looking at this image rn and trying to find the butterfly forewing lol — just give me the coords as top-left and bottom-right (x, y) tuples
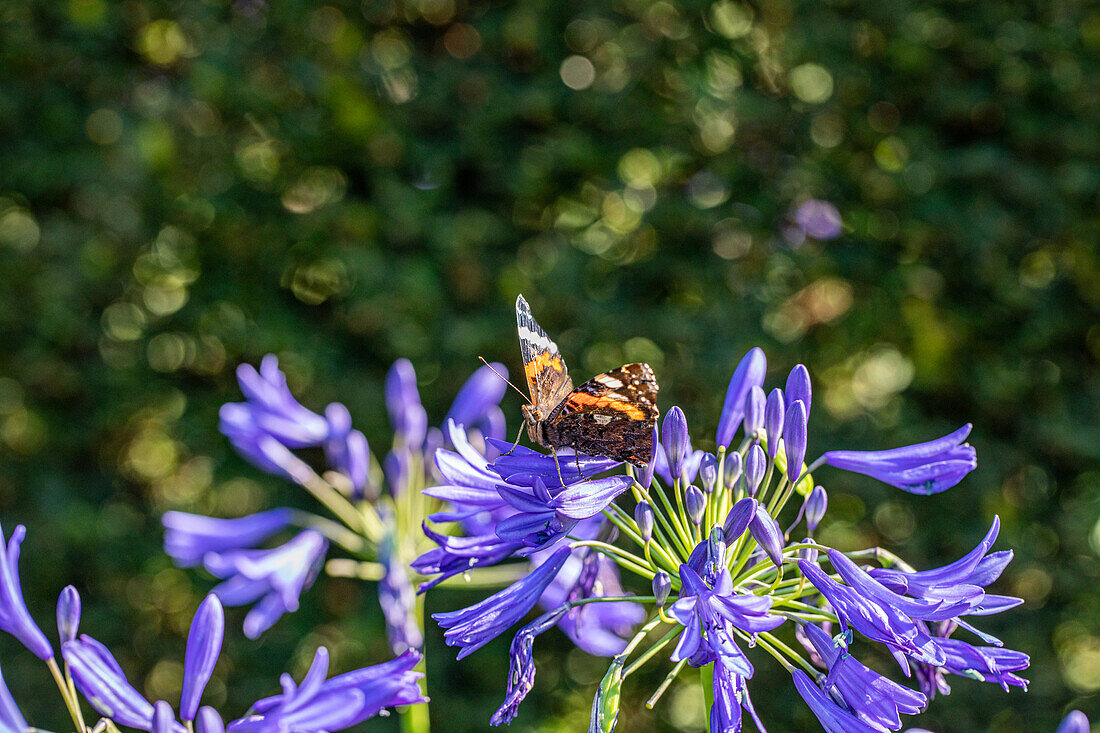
(515, 295), (573, 410)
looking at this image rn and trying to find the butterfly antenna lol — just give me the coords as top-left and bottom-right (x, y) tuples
(478, 356), (531, 403)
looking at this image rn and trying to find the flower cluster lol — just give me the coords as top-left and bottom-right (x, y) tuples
(419, 346), (1026, 731)
(163, 354), (508, 650)
(0, 523), (425, 733)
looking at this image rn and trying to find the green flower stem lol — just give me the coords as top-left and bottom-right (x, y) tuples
(623, 625), (680, 678)
(758, 631), (817, 675)
(740, 632), (796, 675)
(291, 510), (368, 555)
(399, 594), (430, 733)
(602, 504), (678, 572)
(47, 657), (87, 733)
(571, 540), (659, 582)
(325, 558), (385, 580)
(645, 659), (687, 709)
(644, 481), (694, 559)
(700, 663), (714, 721)
(433, 564), (532, 588)
(846, 546), (917, 572)
(301, 474), (377, 540)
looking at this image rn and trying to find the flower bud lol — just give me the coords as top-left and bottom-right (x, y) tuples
(723, 452), (742, 492)
(745, 444), (766, 495)
(743, 386), (766, 438)
(750, 504), (785, 568)
(634, 502), (654, 543)
(764, 388), (785, 460)
(699, 453), (718, 493)
(707, 526), (726, 570)
(785, 364), (812, 420)
(590, 660), (624, 733)
(784, 400), (808, 485)
(805, 486), (827, 532)
(722, 497), (757, 543)
(196, 708), (225, 733)
(57, 585), (81, 645)
(653, 571), (672, 608)
(662, 407), (690, 481)
(716, 347), (767, 448)
(797, 538), (819, 564)
(685, 485), (706, 525)
(152, 701), (176, 733)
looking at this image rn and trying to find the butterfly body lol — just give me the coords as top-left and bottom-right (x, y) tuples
(515, 295), (659, 467)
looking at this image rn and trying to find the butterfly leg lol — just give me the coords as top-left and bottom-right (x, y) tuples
(499, 422), (525, 457)
(573, 452), (589, 481)
(551, 450), (569, 488)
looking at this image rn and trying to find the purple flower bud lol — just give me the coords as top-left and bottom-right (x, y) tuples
(722, 498), (756, 544)
(639, 424), (658, 490)
(764, 389), (785, 460)
(685, 486), (706, 526)
(181, 595), (224, 721)
(822, 424), (977, 495)
(805, 486), (827, 532)
(743, 386), (766, 439)
(716, 348), (767, 448)
(785, 364), (812, 420)
(0, 524), (53, 660)
(784, 400), (808, 485)
(723, 452), (742, 491)
(750, 505), (785, 568)
(57, 585), (81, 645)
(1057, 711), (1090, 733)
(653, 572), (671, 608)
(634, 502), (654, 543)
(152, 700), (176, 733)
(445, 362), (509, 432)
(698, 453), (718, 493)
(662, 407), (690, 481)
(323, 404), (371, 497)
(385, 359), (428, 450)
(196, 707), (225, 733)
(797, 537), (819, 564)
(745, 444), (766, 495)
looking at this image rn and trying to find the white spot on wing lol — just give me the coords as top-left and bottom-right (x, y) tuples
(517, 325), (557, 353)
(596, 376), (623, 388)
(594, 414), (612, 425)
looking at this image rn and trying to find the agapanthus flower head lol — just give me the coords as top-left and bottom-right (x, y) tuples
(0, 523), (53, 660)
(716, 347), (767, 448)
(204, 530), (328, 639)
(821, 424), (977, 495)
(227, 648), (426, 733)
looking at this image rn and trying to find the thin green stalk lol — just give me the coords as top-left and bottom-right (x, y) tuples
(48, 657), (86, 733)
(623, 626), (680, 677)
(291, 511), (368, 554)
(646, 659), (687, 709)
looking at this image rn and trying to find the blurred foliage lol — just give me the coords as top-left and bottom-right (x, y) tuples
(0, 0), (1098, 730)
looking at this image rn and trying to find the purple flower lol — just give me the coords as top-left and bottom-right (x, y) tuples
(786, 364), (813, 419)
(197, 707), (225, 733)
(385, 358), (429, 450)
(434, 547), (571, 659)
(685, 485), (707, 525)
(162, 509), (293, 568)
(653, 572), (671, 608)
(153, 701), (178, 733)
(215, 427), (316, 486)
(764, 388), (785, 460)
(1057, 711), (1090, 733)
(64, 635), (184, 732)
(413, 526), (524, 593)
(801, 622), (927, 730)
(487, 438), (622, 488)
(699, 452), (719, 493)
(670, 565), (784, 674)
(223, 355), (329, 448)
(743, 385), (766, 440)
(793, 669), (881, 733)
(445, 362), (509, 436)
(716, 348), (767, 448)
(490, 605), (570, 726)
(662, 407), (690, 480)
(379, 528), (423, 654)
(0, 660), (27, 733)
(785, 400), (808, 484)
(805, 486), (828, 532)
(181, 595), (224, 721)
(635, 502), (654, 542)
(494, 474), (633, 552)
(745, 444), (766, 495)
(793, 199), (843, 240)
(929, 637), (1029, 692)
(828, 550), (979, 623)
(227, 648), (426, 733)
(798, 560), (945, 668)
(722, 497), (757, 544)
(709, 656), (742, 733)
(57, 585), (81, 645)
(821, 424), (977, 495)
(204, 530), (328, 639)
(723, 452), (742, 491)
(0, 524), (53, 660)
(749, 503), (785, 568)
(322, 403), (371, 497)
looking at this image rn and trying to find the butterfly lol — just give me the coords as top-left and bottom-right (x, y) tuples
(515, 294), (659, 468)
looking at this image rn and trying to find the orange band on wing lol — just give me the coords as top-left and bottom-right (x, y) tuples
(524, 353), (562, 380)
(566, 393), (646, 420)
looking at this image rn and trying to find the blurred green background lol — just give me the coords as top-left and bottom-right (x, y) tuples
(1, 0), (1097, 730)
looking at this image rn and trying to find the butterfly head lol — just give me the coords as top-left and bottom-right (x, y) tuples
(521, 403), (547, 446)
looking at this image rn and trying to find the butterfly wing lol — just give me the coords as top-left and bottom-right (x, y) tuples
(548, 363), (660, 467)
(516, 294), (574, 411)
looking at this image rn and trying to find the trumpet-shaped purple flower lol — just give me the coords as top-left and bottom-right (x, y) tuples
(445, 362), (509, 435)
(793, 669), (881, 733)
(0, 524), (52, 660)
(717, 347), (767, 448)
(799, 560), (945, 668)
(162, 509), (293, 568)
(386, 358), (429, 450)
(709, 656), (767, 733)
(434, 547), (570, 659)
(224, 355), (330, 448)
(204, 530), (328, 639)
(929, 637), (1029, 692)
(494, 474), (633, 551)
(57, 584), (81, 645)
(828, 550), (979, 623)
(821, 424), (977, 495)
(413, 526), (524, 592)
(670, 565), (784, 675)
(227, 648), (426, 733)
(487, 438), (622, 488)
(0, 660), (27, 733)
(181, 595), (224, 721)
(490, 605), (570, 726)
(64, 635), (185, 732)
(802, 623), (927, 730)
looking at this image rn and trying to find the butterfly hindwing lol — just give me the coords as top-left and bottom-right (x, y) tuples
(547, 363), (659, 467)
(515, 295), (573, 411)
